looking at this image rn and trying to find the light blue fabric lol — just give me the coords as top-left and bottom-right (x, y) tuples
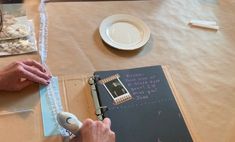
(40, 77), (60, 136)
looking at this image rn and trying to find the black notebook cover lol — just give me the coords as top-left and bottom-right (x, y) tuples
(94, 65), (193, 142)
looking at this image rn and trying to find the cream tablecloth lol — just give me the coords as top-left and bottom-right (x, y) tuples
(0, 0), (235, 142)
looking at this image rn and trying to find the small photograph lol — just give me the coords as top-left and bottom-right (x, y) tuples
(101, 74), (133, 105)
(104, 78), (128, 99)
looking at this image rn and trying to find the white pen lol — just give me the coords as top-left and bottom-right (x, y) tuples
(191, 22), (219, 30)
(189, 20), (217, 26)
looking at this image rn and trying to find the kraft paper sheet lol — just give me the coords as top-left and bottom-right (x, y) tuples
(0, 0), (235, 142)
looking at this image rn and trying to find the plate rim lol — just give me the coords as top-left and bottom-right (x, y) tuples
(99, 14), (151, 50)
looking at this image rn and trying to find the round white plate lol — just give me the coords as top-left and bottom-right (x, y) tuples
(99, 14), (150, 50)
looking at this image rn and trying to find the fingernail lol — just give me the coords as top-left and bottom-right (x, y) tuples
(46, 75), (51, 79)
(46, 81), (50, 85)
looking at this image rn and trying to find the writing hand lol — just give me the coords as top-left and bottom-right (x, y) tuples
(70, 118), (115, 142)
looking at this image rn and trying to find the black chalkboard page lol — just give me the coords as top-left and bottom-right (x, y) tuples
(94, 65), (193, 142)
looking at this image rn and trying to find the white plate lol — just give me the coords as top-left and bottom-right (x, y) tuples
(99, 14), (150, 50)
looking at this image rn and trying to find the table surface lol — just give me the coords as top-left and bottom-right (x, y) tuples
(0, 0), (235, 142)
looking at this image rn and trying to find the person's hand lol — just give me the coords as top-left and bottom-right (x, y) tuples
(70, 118), (115, 142)
(0, 60), (51, 91)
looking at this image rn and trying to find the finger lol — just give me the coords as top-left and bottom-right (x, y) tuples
(22, 64), (50, 80)
(22, 60), (46, 72)
(43, 65), (52, 77)
(19, 68), (49, 85)
(83, 119), (94, 127)
(103, 118), (111, 128)
(96, 121), (104, 128)
(16, 80), (33, 91)
(110, 131), (116, 141)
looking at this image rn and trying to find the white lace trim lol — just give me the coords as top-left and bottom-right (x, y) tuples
(39, 0), (48, 64)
